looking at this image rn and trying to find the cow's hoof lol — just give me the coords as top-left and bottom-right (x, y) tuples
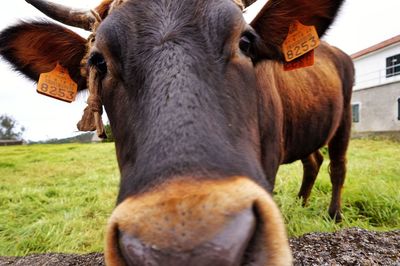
(328, 209), (342, 223)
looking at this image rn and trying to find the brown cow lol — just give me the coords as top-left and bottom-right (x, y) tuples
(0, 0), (353, 265)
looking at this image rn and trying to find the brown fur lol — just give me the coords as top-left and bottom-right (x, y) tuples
(256, 42), (354, 220)
(0, 22), (87, 90)
(95, 0), (114, 19)
(252, 0), (345, 60)
(298, 150), (324, 203)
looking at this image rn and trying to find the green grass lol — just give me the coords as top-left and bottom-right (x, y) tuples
(275, 139), (400, 236)
(0, 139), (399, 256)
(0, 143), (119, 256)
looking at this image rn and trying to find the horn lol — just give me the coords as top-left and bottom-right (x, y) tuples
(25, 0), (96, 31)
(242, 0), (270, 25)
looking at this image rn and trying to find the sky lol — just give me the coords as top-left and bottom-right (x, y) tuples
(1, 0), (400, 141)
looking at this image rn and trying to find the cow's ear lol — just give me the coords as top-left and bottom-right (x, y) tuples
(0, 21), (87, 90)
(249, 0), (345, 60)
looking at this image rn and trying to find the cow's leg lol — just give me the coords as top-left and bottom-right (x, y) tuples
(327, 110), (352, 222)
(298, 150), (324, 205)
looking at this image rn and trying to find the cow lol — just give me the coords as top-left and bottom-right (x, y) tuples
(0, 0), (353, 265)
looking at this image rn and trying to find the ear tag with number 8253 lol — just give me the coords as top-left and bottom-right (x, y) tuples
(37, 63), (78, 103)
(282, 20), (320, 62)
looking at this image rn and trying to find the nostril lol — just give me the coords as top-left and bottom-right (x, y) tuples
(119, 231), (154, 266)
(208, 208), (256, 265)
(118, 209), (256, 266)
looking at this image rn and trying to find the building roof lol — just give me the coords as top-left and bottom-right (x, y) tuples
(351, 34), (400, 59)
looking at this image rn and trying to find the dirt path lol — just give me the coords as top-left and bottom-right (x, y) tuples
(1, 228), (399, 266)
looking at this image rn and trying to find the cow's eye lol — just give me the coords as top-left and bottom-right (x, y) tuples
(239, 35), (251, 55)
(239, 31), (255, 57)
(88, 52), (107, 75)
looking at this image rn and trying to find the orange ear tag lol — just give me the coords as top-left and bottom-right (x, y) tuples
(284, 50), (314, 71)
(37, 63), (78, 103)
(282, 20), (320, 63)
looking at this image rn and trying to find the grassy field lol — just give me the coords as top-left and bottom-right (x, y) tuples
(0, 139), (399, 256)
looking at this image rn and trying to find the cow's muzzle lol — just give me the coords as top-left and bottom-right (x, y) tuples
(105, 177), (292, 266)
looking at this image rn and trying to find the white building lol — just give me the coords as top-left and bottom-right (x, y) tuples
(351, 35), (400, 133)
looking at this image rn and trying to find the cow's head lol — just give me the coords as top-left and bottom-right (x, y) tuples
(0, 0), (344, 265)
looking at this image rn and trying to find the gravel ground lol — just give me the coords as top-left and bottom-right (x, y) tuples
(1, 228), (399, 266)
(290, 228), (400, 266)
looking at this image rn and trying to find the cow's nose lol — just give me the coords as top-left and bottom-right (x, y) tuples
(118, 208), (255, 266)
(105, 177), (292, 266)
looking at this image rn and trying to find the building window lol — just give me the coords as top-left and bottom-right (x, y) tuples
(398, 98), (400, 121)
(352, 103), (360, 123)
(386, 54), (400, 78)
